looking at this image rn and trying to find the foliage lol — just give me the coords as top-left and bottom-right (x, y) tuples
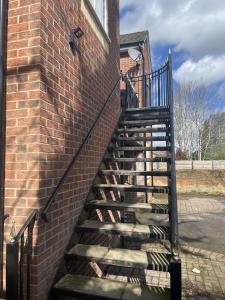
(174, 81), (214, 160)
(205, 143), (225, 160)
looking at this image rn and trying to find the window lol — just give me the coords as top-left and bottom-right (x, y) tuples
(89, 0), (108, 34)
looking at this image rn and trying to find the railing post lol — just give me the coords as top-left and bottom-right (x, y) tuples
(6, 241), (19, 300)
(170, 256), (182, 300)
(168, 50), (179, 251)
(157, 69), (160, 106)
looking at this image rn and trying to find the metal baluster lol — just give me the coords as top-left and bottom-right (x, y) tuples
(6, 241), (19, 300)
(154, 74), (156, 107)
(20, 234), (24, 300)
(167, 63), (169, 107)
(163, 68), (165, 106)
(158, 70), (160, 106)
(27, 222), (34, 300)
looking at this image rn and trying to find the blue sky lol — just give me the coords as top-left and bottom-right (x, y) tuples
(120, 0), (225, 111)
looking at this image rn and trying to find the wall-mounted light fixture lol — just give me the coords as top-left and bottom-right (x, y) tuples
(69, 27), (84, 48)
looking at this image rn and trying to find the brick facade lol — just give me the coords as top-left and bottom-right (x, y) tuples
(4, 0), (120, 299)
(120, 35), (151, 107)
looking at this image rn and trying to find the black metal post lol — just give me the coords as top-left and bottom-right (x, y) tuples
(6, 241), (19, 300)
(168, 50), (179, 250)
(170, 256), (182, 300)
(0, 0), (8, 295)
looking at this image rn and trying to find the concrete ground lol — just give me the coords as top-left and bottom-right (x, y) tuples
(178, 196), (225, 254)
(133, 195), (225, 299)
(178, 195), (225, 299)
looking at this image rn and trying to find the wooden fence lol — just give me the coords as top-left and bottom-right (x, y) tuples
(154, 160), (225, 170)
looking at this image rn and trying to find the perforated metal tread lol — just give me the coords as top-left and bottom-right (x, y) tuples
(108, 146), (170, 151)
(66, 244), (171, 272)
(120, 119), (169, 127)
(114, 136), (169, 142)
(122, 112), (169, 121)
(94, 184), (169, 193)
(125, 106), (169, 114)
(85, 200), (169, 214)
(117, 127), (169, 133)
(77, 220), (170, 240)
(99, 170), (169, 177)
(104, 157), (170, 163)
(53, 274), (170, 299)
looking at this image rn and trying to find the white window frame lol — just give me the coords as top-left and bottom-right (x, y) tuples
(89, 0), (108, 35)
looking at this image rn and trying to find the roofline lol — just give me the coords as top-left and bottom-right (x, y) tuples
(120, 41), (145, 50)
(120, 30), (149, 48)
(120, 31), (149, 48)
(120, 34), (152, 73)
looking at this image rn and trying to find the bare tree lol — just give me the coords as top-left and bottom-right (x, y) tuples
(174, 82), (214, 160)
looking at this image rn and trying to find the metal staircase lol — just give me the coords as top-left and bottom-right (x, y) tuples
(50, 54), (181, 300)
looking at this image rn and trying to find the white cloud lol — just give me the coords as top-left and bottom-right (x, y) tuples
(173, 55), (225, 85)
(217, 82), (225, 99)
(120, 0), (225, 58)
(121, 0), (225, 87)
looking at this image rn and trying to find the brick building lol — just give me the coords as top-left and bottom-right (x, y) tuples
(0, 1), (181, 300)
(2, 0), (120, 299)
(120, 31), (152, 107)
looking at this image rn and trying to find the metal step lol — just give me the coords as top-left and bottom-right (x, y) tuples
(117, 127), (169, 133)
(120, 120), (169, 127)
(125, 106), (169, 114)
(123, 112), (169, 121)
(66, 244), (171, 271)
(94, 184), (169, 193)
(114, 136), (169, 142)
(99, 170), (169, 176)
(109, 146), (170, 152)
(52, 274), (170, 299)
(86, 200), (169, 214)
(104, 157), (170, 163)
(77, 220), (170, 240)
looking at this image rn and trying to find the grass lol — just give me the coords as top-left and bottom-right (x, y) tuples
(177, 188), (225, 196)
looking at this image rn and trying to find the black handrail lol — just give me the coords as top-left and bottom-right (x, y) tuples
(41, 76), (121, 222)
(6, 209), (38, 300)
(12, 210), (37, 242)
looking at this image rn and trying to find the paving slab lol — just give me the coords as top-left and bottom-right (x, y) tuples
(117, 195), (225, 299)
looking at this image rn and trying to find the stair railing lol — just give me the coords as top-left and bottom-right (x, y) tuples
(41, 76), (121, 222)
(6, 210), (38, 300)
(123, 52), (181, 300)
(124, 61), (170, 108)
(123, 53), (179, 251)
(124, 53), (181, 299)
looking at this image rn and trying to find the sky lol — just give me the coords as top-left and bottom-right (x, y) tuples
(120, 0), (225, 111)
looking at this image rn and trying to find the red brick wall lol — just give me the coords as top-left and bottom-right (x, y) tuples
(120, 52), (140, 77)
(5, 0), (120, 299)
(120, 40), (151, 107)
